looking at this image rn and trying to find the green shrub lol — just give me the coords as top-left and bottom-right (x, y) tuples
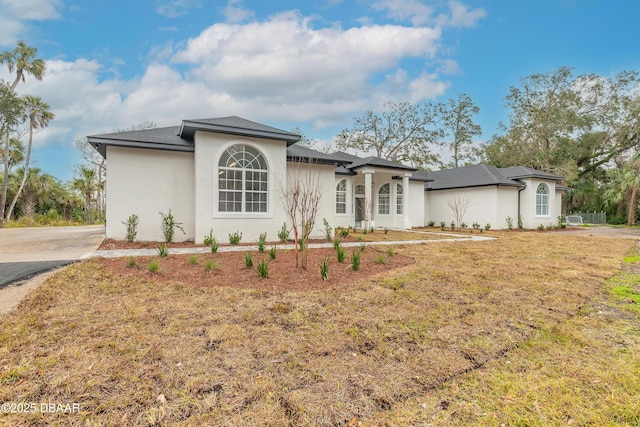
(256, 258), (270, 278)
(258, 233), (267, 253)
(319, 255), (329, 282)
(450, 221), (455, 231)
(148, 260), (159, 273)
(374, 255), (387, 264)
(189, 255), (198, 265)
(157, 244), (168, 257)
(387, 246), (395, 256)
(518, 215), (523, 229)
(244, 252), (254, 269)
(203, 229), (214, 246)
(278, 222), (289, 242)
(229, 231), (242, 245)
(159, 210), (185, 243)
(383, 227), (389, 234)
(333, 238), (342, 251)
(461, 222), (467, 229)
(506, 216), (514, 231)
(336, 246), (347, 263)
(323, 218), (333, 241)
(440, 221), (445, 231)
(362, 228), (367, 235)
(359, 243), (366, 252)
(127, 257), (138, 268)
(268, 245), (277, 260)
(428, 220), (435, 227)
(351, 251), (361, 271)
(209, 237), (218, 253)
(340, 228), (349, 238)
(485, 223), (491, 231)
(204, 259), (217, 272)
(370, 226), (374, 233)
(538, 224), (545, 231)
(472, 222), (480, 230)
(122, 214), (139, 242)
(298, 239), (304, 251)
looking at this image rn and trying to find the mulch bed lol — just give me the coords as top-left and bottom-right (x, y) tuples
(98, 247), (415, 291)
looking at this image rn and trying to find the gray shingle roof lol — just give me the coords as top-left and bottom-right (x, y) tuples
(425, 164), (525, 191)
(500, 166), (564, 181)
(286, 145), (342, 165)
(87, 126), (190, 157)
(346, 156), (417, 171)
(180, 116), (301, 144)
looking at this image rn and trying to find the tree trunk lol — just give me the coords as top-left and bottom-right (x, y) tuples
(627, 187), (638, 226)
(6, 127), (33, 221)
(0, 132), (10, 228)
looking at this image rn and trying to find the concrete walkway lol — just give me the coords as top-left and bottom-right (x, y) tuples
(89, 230), (495, 258)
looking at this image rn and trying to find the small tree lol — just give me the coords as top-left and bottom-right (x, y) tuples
(159, 210), (185, 243)
(280, 158), (323, 269)
(448, 195), (472, 230)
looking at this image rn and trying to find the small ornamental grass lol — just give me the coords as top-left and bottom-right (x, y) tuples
(256, 257), (270, 278)
(336, 245), (347, 263)
(268, 245), (277, 260)
(387, 246), (395, 256)
(244, 252), (254, 269)
(204, 259), (217, 272)
(188, 255), (198, 265)
(319, 255), (329, 281)
(203, 229), (214, 246)
(350, 250), (361, 271)
(157, 244), (169, 258)
(209, 237), (219, 253)
(258, 233), (267, 253)
(148, 259), (159, 273)
(127, 257), (138, 268)
(374, 255), (387, 264)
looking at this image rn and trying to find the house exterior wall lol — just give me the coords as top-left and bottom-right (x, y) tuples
(192, 131), (337, 243)
(425, 186), (520, 229)
(105, 146), (195, 241)
(519, 178), (561, 229)
(408, 180), (425, 228)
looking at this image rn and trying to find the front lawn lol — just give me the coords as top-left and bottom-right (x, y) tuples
(1, 233), (638, 426)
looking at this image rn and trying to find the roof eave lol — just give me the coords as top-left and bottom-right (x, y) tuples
(182, 121), (301, 145)
(87, 136), (195, 158)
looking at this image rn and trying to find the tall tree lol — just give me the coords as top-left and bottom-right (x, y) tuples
(0, 83), (24, 227)
(5, 96), (54, 221)
(336, 101), (443, 169)
(0, 41), (46, 90)
(440, 93), (482, 168)
(604, 157), (640, 226)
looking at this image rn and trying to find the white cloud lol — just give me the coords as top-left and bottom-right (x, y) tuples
(222, 0), (254, 23)
(372, 0), (485, 28)
(0, 0), (62, 45)
(155, 0), (202, 18)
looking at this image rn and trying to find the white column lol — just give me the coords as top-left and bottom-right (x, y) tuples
(403, 174), (411, 229)
(363, 168), (375, 228)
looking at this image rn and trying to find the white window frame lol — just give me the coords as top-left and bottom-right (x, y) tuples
(217, 144), (269, 214)
(536, 183), (549, 216)
(378, 183), (390, 215)
(396, 182), (403, 216)
(336, 179), (347, 215)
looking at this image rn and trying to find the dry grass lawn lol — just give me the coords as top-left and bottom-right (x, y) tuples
(1, 231), (639, 426)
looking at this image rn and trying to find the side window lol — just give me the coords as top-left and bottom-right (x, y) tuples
(336, 179), (347, 214)
(378, 183), (390, 215)
(396, 183), (403, 215)
(536, 183), (549, 216)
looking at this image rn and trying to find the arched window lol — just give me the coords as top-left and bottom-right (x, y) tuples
(355, 184), (365, 195)
(536, 183), (549, 216)
(378, 183), (390, 215)
(396, 183), (403, 215)
(336, 179), (347, 214)
(218, 145), (268, 213)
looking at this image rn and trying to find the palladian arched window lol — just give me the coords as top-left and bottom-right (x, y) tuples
(218, 145), (268, 213)
(378, 183), (390, 215)
(536, 183), (549, 216)
(336, 179), (347, 214)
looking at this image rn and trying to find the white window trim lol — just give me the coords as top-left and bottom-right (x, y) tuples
(395, 182), (403, 216)
(535, 182), (550, 217)
(336, 179), (348, 216)
(378, 183), (391, 216)
(212, 141), (274, 219)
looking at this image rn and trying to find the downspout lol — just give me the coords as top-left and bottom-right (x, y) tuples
(517, 185), (526, 222)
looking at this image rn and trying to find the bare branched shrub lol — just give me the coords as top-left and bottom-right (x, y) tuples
(280, 158), (323, 269)
(448, 195), (472, 230)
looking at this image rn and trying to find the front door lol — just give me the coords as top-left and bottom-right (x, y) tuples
(355, 197), (364, 227)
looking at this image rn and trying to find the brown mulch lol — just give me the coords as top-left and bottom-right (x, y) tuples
(99, 238), (205, 250)
(98, 247), (414, 291)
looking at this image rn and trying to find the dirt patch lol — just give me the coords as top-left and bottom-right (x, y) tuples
(99, 246), (414, 291)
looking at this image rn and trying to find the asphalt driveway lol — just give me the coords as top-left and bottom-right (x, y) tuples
(0, 225), (105, 288)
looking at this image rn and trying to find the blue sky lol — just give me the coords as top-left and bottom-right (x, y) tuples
(1, 0), (639, 182)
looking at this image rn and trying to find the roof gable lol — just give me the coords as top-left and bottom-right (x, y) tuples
(180, 116), (301, 145)
(425, 164), (525, 191)
(500, 166), (563, 181)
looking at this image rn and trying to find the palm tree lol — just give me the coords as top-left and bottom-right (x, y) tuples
(0, 83), (24, 227)
(604, 157), (640, 226)
(5, 96), (54, 221)
(14, 168), (53, 218)
(0, 41), (46, 90)
(72, 166), (99, 220)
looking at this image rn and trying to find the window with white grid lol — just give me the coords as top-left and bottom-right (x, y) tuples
(218, 145), (268, 213)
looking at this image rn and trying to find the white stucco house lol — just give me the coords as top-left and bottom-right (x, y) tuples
(87, 116), (566, 243)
